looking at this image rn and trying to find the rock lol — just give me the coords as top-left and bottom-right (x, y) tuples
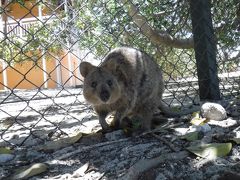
(72, 163), (89, 178)
(155, 173), (168, 180)
(105, 130), (125, 141)
(208, 118), (237, 127)
(26, 150), (45, 162)
(201, 102), (227, 121)
(0, 154), (15, 163)
(230, 108), (240, 117)
(218, 171), (240, 180)
(189, 124), (212, 134)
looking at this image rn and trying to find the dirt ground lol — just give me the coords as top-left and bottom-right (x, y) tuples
(0, 88), (239, 180)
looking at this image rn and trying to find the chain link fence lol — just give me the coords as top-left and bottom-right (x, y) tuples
(0, 0), (239, 148)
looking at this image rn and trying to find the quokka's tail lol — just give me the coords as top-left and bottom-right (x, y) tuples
(158, 101), (200, 117)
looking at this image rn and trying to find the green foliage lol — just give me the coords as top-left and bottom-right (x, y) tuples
(1, 0), (238, 75)
(213, 0), (240, 72)
(14, 0), (25, 6)
(0, 22), (64, 64)
(74, 0), (239, 77)
(74, 0), (195, 77)
(213, 0), (239, 47)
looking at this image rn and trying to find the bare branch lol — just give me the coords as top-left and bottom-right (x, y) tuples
(121, 151), (189, 180)
(223, 51), (240, 62)
(153, 11), (168, 17)
(121, 0), (194, 49)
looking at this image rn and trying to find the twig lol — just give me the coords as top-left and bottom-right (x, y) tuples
(49, 122), (184, 162)
(119, 151), (189, 180)
(161, 121), (185, 129)
(138, 122), (185, 137)
(48, 137), (131, 162)
(97, 173), (105, 180)
(151, 133), (177, 152)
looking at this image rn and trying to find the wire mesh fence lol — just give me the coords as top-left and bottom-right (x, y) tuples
(0, 0), (239, 148)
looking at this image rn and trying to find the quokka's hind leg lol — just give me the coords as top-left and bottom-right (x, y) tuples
(135, 103), (155, 131)
(140, 112), (153, 131)
(112, 107), (130, 129)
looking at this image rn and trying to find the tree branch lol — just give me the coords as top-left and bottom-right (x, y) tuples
(121, 0), (194, 49)
(223, 51), (240, 62)
(120, 151), (189, 180)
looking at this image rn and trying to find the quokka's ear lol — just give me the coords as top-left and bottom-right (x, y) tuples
(80, 62), (96, 78)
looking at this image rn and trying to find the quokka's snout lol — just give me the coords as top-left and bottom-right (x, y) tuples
(99, 87), (110, 102)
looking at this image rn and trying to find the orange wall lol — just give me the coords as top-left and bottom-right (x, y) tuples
(7, 0), (48, 19)
(7, 61), (44, 89)
(0, 59), (58, 90)
(73, 58), (83, 86)
(0, 1), (81, 90)
(0, 65), (3, 89)
(58, 51), (80, 87)
(0, 53), (81, 90)
(45, 59), (58, 89)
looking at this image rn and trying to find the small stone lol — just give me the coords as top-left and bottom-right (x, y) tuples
(105, 130), (125, 141)
(0, 154), (15, 163)
(201, 102), (227, 121)
(26, 150), (45, 162)
(72, 163), (89, 178)
(155, 173), (168, 180)
(208, 118), (237, 127)
(230, 108), (240, 117)
(218, 172), (240, 180)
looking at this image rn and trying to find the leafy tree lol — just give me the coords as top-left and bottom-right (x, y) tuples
(72, 0), (239, 77)
(1, 0), (239, 76)
(0, 23), (64, 65)
(0, 1), (65, 65)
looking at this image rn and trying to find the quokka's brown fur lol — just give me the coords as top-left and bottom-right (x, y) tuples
(80, 47), (189, 131)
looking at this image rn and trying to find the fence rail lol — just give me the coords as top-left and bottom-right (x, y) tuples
(4, 15), (52, 37)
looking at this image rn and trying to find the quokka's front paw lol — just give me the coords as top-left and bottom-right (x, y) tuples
(100, 126), (113, 133)
(109, 120), (121, 130)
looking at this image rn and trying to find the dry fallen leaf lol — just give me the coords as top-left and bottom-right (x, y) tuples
(72, 163), (89, 178)
(187, 143), (232, 159)
(36, 132), (82, 151)
(181, 131), (202, 141)
(11, 163), (48, 180)
(0, 147), (14, 163)
(190, 117), (208, 126)
(192, 111), (201, 118)
(190, 111), (210, 125)
(231, 138), (240, 144)
(0, 147), (12, 154)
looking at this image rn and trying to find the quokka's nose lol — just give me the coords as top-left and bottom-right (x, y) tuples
(100, 90), (110, 102)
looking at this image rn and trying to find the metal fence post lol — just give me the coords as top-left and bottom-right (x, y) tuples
(190, 0), (221, 100)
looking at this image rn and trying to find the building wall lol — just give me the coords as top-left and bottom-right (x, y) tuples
(0, 0), (82, 90)
(6, 0), (48, 19)
(0, 64), (3, 90)
(57, 51), (81, 87)
(7, 61), (44, 89)
(0, 53), (80, 90)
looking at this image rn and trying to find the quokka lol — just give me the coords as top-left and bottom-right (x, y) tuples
(80, 47), (195, 132)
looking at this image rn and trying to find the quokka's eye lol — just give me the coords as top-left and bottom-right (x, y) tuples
(91, 81), (97, 88)
(107, 80), (112, 86)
